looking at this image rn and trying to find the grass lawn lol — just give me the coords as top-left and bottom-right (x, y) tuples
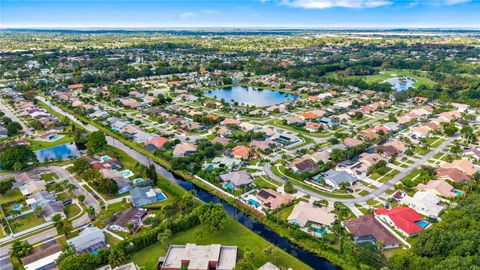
(65, 204), (82, 219)
(55, 192), (70, 201)
(130, 218), (312, 270)
(29, 134), (75, 151)
(358, 68), (436, 88)
(275, 204), (295, 220)
(0, 188), (24, 204)
(40, 172), (59, 181)
(366, 199), (378, 206)
(254, 176), (279, 189)
(105, 233), (121, 245)
(10, 213), (46, 233)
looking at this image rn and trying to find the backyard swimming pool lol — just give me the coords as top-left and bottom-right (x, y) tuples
(224, 182), (234, 191)
(247, 198), (261, 208)
(133, 178), (145, 185)
(101, 155), (111, 162)
(156, 193), (167, 201)
(454, 189), (464, 196)
(416, 220), (429, 228)
(11, 204), (23, 211)
(120, 169), (134, 178)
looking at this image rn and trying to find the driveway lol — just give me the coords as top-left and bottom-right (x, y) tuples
(263, 134), (458, 203)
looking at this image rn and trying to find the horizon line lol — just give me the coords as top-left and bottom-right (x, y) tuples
(2, 26), (480, 31)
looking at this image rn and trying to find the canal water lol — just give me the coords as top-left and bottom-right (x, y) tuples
(37, 98), (338, 269)
(157, 165), (339, 269)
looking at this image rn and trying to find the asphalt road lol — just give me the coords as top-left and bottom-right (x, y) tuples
(264, 134), (458, 203)
(0, 98), (32, 135)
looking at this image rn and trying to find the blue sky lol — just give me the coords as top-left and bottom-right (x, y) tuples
(1, 0), (479, 28)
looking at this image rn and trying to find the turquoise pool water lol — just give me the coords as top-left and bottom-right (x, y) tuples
(156, 193), (166, 201)
(224, 182), (234, 190)
(247, 198), (261, 207)
(133, 178), (145, 185)
(35, 143), (80, 163)
(101, 155), (111, 162)
(416, 220), (429, 228)
(454, 189), (463, 196)
(313, 228), (327, 235)
(205, 86), (299, 107)
(121, 169), (134, 178)
(11, 204), (23, 211)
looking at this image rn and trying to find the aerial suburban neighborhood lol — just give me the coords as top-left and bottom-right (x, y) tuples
(0, 25), (479, 270)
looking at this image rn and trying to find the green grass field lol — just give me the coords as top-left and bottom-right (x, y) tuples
(0, 188), (24, 204)
(130, 218), (312, 270)
(10, 213), (46, 233)
(29, 134), (75, 151)
(359, 69), (436, 88)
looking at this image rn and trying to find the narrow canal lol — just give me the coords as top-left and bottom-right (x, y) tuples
(39, 97), (338, 269)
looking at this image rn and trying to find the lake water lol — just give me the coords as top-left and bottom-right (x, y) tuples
(383, 76), (415, 91)
(205, 86), (299, 107)
(35, 143), (81, 162)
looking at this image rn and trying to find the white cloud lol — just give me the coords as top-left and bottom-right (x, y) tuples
(179, 12), (196, 20)
(281, 0), (392, 9)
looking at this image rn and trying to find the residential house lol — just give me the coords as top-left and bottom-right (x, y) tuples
(316, 169), (357, 189)
(120, 98), (140, 108)
(249, 140), (275, 152)
(288, 201), (336, 229)
(374, 207), (425, 237)
(15, 172), (40, 186)
(258, 262), (280, 270)
(26, 191), (56, 208)
(436, 167), (471, 183)
(239, 122), (257, 132)
(290, 158), (319, 173)
(220, 118), (239, 126)
(67, 226), (107, 254)
(219, 171), (253, 188)
(402, 191), (445, 218)
(130, 186), (161, 207)
(159, 244), (237, 270)
(229, 146), (250, 160)
(144, 137), (169, 151)
(441, 159), (477, 176)
(20, 240), (62, 270)
(109, 208), (148, 233)
(207, 156), (241, 170)
(173, 143), (197, 157)
(210, 137), (231, 146)
(115, 178), (133, 194)
(343, 138), (364, 148)
(416, 180), (457, 198)
(304, 151), (330, 163)
(343, 215), (400, 249)
(305, 122), (324, 132)
(255, 189), (293, 211)
(42, 202), (65, 221)
(19, 180), (47, 196)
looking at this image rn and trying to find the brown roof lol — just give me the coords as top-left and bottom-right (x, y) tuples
(20, 240), (61, 266)
(344, 215), (399, 247)
(291, 158), (319, 172)
(110, 208), (147, 227)
(436, 167), (471, 183)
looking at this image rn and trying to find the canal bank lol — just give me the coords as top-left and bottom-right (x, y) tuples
(37, 96), (353, 270)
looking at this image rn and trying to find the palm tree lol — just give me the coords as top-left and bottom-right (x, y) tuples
(87, 206), (96, 220)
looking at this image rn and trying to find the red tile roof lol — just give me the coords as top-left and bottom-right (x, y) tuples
(374, 207), (423, 236)
(144, 137), (169, 149)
